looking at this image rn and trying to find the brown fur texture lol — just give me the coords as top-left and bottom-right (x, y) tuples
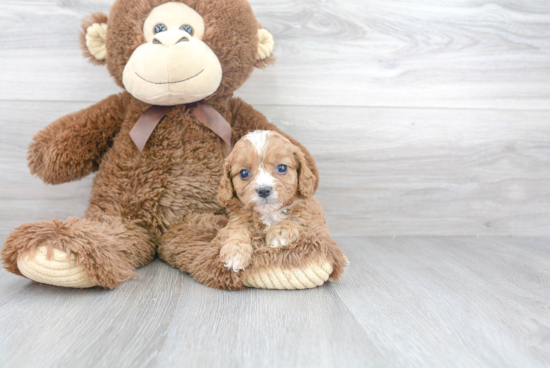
(1, 0), (329, 290)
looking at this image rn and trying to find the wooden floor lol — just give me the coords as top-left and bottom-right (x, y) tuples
(0, 236), (549, 368)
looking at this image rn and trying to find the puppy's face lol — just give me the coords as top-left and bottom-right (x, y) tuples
(218, 131), (315, 213)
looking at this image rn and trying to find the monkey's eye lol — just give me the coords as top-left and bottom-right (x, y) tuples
(277, 165), (288, 174)
(239, 169), (250, 180)
(180, 25), (194, 36)
(154, 24), (167, 34)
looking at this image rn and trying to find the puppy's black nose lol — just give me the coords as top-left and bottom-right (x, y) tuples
(257, 186), (272, 198)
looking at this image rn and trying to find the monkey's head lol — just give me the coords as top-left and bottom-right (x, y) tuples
(81, 0), (275, 105)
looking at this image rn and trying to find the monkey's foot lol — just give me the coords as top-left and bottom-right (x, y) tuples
(2, 217), (145, 289)
(17, 247), (96, 288)
(243, 259), (333, 290)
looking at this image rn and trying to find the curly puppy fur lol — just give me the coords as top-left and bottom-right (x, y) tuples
(1, 0), (324, 289)
(201, 131), (348, 289)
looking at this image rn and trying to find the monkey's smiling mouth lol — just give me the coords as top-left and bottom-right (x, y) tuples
(135, 69), (205, 85)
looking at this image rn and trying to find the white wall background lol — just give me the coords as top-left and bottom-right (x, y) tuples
(1, 0), (549, 241)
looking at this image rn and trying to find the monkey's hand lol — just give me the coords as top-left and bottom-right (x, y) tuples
(28, 94), (126, 184)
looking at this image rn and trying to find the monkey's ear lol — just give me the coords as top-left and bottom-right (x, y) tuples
(80, 12), (109, 65)
(255, 28), (275, 69)
(218, 158), (235, 207)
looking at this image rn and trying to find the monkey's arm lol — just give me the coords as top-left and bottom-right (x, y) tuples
(230, 97), (319, 192)
(28, 93), (128, 184)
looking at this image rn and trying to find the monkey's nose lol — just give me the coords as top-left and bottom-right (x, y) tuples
(152, 30), (191, 47)
(257, 186), (272, 198)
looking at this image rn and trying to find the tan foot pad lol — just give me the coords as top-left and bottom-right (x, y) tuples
(243, 260), (333, 290)
(17, 247), (96, 288)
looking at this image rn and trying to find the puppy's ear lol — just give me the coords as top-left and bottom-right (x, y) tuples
(218, 157), (235, 206)
(80, 12), (109, 65)
(294, 146), (316, 198)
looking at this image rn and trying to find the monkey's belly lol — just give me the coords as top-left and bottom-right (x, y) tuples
(89, 158), (223, 229)
(156, 169), (224, 231)
(89, 111), (227, 234)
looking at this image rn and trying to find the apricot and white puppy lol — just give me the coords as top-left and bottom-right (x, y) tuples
(217, 130), (319, 272)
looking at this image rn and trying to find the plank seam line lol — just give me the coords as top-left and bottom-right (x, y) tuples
(1, 100), (550, 113)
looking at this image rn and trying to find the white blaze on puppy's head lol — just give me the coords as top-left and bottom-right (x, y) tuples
(245, 131), (275, 193)
(243, 131), (279, 213)
(254, 166), (276, 188)
(244, 130), (271, 155)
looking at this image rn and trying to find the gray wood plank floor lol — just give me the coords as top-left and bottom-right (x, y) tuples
(1, 237), (549, 368)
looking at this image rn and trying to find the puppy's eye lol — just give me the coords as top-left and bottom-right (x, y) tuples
(154, 24), (167, 34)
(180, 24), (194, 36)
(239, 169), (250, 179)
(277, 164), (288, 174)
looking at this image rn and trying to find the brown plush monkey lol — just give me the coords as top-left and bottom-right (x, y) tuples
(1, 0), (342, 290)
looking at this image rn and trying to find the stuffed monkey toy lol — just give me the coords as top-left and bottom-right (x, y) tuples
(1, 0), (346, 290)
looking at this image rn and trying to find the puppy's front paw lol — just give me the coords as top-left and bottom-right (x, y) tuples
(266, 226), (300, 248)
(220, 244), (252, 272)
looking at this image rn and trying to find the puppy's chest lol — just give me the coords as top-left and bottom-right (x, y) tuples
(249, 210), (291, 246)
(259, 210), (290, 229)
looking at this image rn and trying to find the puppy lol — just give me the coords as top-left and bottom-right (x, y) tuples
(217, 130), (347, 277)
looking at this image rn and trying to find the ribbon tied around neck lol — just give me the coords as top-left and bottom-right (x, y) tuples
(129, 103), (232, 152)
